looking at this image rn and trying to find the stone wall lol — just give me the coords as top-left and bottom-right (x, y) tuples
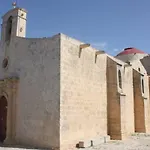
(141, 55), (150, 75)
(133, 69), (146, 132)
(0, 34), (61, 149)
(130, 60), (147, 74)
(132, 69), (150, 133)
(144, 75), (150, 133)
(107, 57), (121, 140)
(60, 34), (108, 149)
(129, 60), (150, 133)
(122, 66), (134, 137)
(0, 31), (149, 150)
(107, 56), (135, 140)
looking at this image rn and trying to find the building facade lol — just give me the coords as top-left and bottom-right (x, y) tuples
(0, 6), (150, 150)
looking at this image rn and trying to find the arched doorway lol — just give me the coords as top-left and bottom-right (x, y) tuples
(0, 96), (8, 142)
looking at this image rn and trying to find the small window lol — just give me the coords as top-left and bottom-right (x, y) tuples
(141, 78), (144, 93)
(118, 70), (122, 89)
(20, 27), (23, 32)
(2, 58), (8, 69)
(138, 68), (141, 72)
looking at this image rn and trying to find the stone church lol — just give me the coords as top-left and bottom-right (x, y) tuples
(0, 5), (150, 150)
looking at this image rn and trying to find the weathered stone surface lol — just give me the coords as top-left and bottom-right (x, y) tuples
(78, 140), (91, 148)
(0, 5), (150, 150)
(60, 34), (108, 149)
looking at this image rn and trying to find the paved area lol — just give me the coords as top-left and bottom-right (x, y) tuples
(84, 134), (150, 150)
(0, 134), (150, 150)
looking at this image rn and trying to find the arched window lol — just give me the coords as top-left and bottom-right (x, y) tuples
(5, 16), (13, 41)
(141, 78), (144, 93)
(118, 70), (122, 89)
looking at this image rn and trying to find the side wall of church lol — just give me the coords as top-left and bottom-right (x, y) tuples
(107, 57), (121, 140)
(123, 66), (135, 136)
(133, 70), (146, 132)
(0, 34), (60, 149)
(131, 60), (150, 133)
(60, 34), (108, 149)
(144, 75), (150, 133)
(106, 57), (134, 140)
(141, 55), (150, 75)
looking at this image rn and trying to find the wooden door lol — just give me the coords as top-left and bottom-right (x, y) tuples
(0, 96), (7, 142)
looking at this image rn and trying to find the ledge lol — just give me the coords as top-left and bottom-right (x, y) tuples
(118, 92), (126, 96)
(142, 96), (147, 100)
(117, 63), (122, 66)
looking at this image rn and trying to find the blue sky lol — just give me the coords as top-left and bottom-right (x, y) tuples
(0, 0), (150, 55)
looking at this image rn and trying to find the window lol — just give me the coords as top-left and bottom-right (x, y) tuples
(118, 70), (122, 89)
(138, 68), (141, 72)
(2, 58), (8, 69)
(5, 16), (13, 41)
(141, 78), (144, 94)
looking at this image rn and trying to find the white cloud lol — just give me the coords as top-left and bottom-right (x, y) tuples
(90, 42), (121, 56)
(91, 42), (107, 50)
(113, 48), (120, 52)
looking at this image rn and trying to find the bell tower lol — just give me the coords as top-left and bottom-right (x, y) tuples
(1, 2), (27, 44)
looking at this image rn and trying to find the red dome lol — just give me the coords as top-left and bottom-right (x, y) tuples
(117, 47), (145, 56)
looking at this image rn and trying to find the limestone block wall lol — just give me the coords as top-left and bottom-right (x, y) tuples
(143, 74), (150, 133)
(1, 8), (27, 43)
(123, 66), (134, 136)
(131, 60), (147, 74)
(107, 56), (135, 140)
(149, 77), (150, 127)
(133, 70), (146, 132)
(107, 57), (121, 140)
(0, 34), (60, 149)
(60, 34), (108, 149)
(141, 55), (150, 75)
(130, 60), (150, 133)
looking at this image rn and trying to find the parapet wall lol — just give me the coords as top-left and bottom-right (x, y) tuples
(60, 34), (108, 149)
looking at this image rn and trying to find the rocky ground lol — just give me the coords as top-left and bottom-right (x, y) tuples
(0, 134), (150, 150)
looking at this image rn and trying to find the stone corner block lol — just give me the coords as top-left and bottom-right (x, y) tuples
(78, 140), (91, 148)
